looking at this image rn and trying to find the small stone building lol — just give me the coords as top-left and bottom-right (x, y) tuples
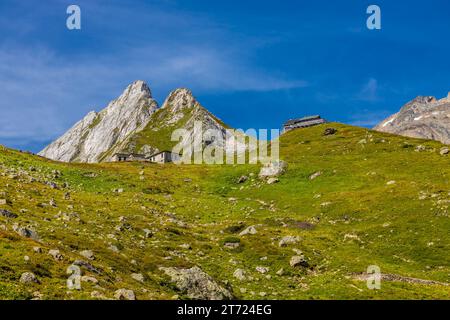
(283, 115), (326, 132)
(148, 151), (180, 164)
(112, 153), (147, 162)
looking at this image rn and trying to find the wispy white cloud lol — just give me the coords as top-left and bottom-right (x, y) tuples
(0, 43), (307, 141)
(0, 1), (307, 147)
(355, 78), (380, 102)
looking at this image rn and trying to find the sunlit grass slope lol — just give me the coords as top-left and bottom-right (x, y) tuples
(0, 123), (448, 299)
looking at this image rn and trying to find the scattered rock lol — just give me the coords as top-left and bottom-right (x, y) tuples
(80, 250), (95, 260)
(49, 198), (57, 207)
(266, 178), (279, 185)
(237, 175), (248, 184)
(114, 289), (136, 300)
(32, 291), (43, 300)
(290, 255), (309, 268)
(309, 171), (322, 180)
(415, 145), (426, 152)
(109, 245), (120, 253)
(81, 276), (98, 284)
(160, 266), (233, 300)
(115, 223), (132, 232)
(13, 224), (39, 241)
(276, 268), (284, 276)
(324, 128), (337, 136)
(73, 259), (102, 274)
(90, 291), (106, 299)
(279, 236), (300, 247)
(224, 242), (240, 249)
(440, 147), (449, 155)
(179, 243), (192, 250)
(20, 272), (39, 284)
(48, 249), (63, 261)
(344, 233), (362, 242)
(19, 272), (39, 284)
(233, 269), (246, 281)
(256, 266), (269, 274)
(386, 180), (396, 185)
(239, 226), (257, 236)
(131, 273), (145, 283)
(143, 228), (153, 238)
(47, 181), (58, 189)
(0, 209), (18, 219)
(259, 161), (288, 178)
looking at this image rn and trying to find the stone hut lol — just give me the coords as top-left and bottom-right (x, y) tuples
(283, 115), (326, 132)
(148, 151), (180, 164)
(112, 153), (147, 162)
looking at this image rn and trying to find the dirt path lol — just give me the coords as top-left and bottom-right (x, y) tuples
(352, 273), (449, 286)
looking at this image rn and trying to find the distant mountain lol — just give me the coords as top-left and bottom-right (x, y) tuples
(39, 81), (235, 163)
(374, 93), (450, 144)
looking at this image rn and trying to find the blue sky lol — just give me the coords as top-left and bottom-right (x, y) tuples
(1, 0), (450, 152)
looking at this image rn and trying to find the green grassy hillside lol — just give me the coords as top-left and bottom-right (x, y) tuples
(0, 123), (448, 300)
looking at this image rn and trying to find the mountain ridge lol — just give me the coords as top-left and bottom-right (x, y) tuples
(38, 81), (231, 163)
(374, 92), (450, 144)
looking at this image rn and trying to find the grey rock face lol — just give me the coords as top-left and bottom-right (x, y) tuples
(164, 88), (249, 157)
(374, 93), (450, 144)
(38, 81), (158, 163)
(160, 266), (233, 300)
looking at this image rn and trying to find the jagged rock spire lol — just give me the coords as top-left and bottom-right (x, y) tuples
(162, 88), (199, 112)
(38, 80), (158, 163)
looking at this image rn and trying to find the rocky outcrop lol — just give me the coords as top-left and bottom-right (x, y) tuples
(374, 93), (450, 144)
(259, 160), (287, 178)
(38, 81), (158, 163)
(160, 266), (233, 300)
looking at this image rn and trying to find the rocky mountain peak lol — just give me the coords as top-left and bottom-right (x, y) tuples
(397, 96), (437, 115)
(38, 81), (159, 163)
(374, 91), (450, 145)
(129, 80), (152, 96)
(112, 80), (153, 109)
(38, 82), (234, 163)
(162, 88), (198, 112)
